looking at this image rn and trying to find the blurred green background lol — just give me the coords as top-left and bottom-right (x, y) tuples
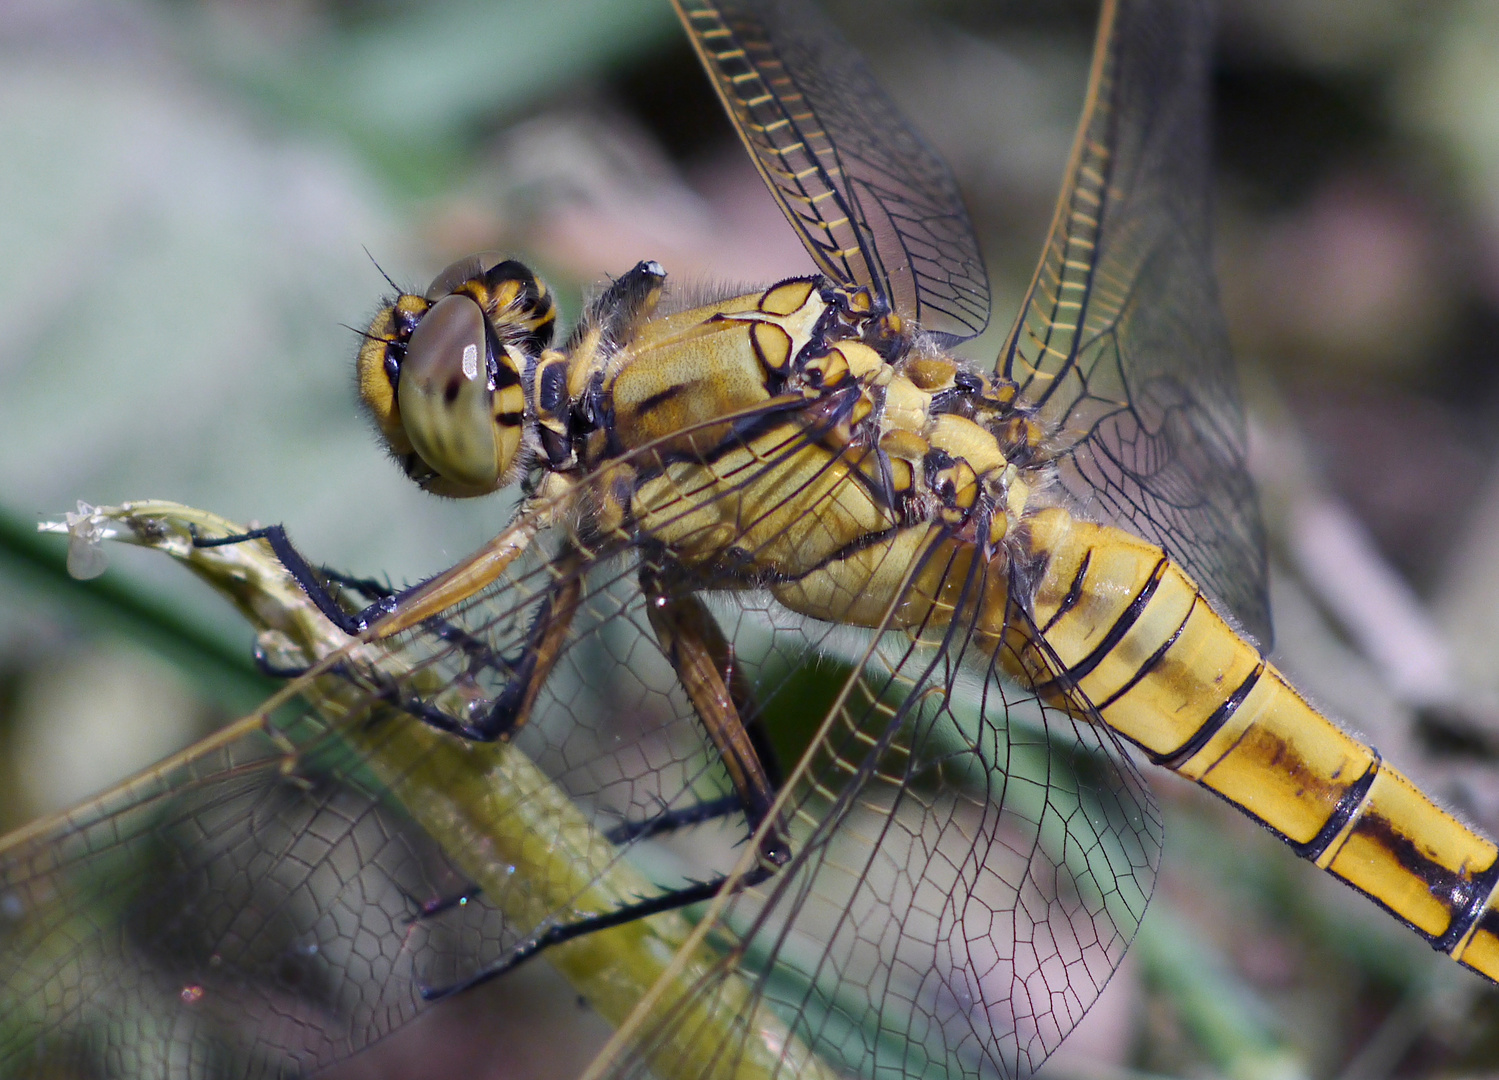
(6, 0), (1499, 1077)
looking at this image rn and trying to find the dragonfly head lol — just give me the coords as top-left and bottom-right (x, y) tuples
(358, 253), (556, 497)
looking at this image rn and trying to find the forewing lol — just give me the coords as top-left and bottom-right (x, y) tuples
(601, 533), (1162, 1080)
(998, 0), (1271, 647)
(674, 0), (991, 343)
(7, 409), (1161, 1080)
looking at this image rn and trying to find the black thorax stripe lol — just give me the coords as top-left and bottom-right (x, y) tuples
(1041, 550), (1091, 634)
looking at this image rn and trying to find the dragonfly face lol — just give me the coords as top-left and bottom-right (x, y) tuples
(7, 1), (1499, 1079)
(358, 254), (555, 497)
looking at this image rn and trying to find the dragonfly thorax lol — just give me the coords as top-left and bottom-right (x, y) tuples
(533, 266), (1045, 602)
(362, 255), (1041, 589)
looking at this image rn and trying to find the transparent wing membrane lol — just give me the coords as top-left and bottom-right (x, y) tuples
(2, 406), (1160, 1078)
(0, 702), (442, 1075)
(2, 0), (1261, 1077)
(997, 0), (1270, 646)
(674, 0), (992, 343)
(604, 548), (1159, 1080)
(0, 522), (778, 1076)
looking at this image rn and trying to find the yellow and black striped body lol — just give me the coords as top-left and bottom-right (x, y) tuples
(1012, 509), (1499, 982)
(363, 261), (1499, 988)
(584, 277), (1499, 985)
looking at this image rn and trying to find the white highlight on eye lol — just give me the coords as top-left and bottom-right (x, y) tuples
(461, 343), (480, 380)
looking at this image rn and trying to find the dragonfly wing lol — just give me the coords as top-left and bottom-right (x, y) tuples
(0, 531), (710, 1079)
(999, 0), (1271, 647)
(674, 0), (991, 344)
(380, 414), (1161, 1078)
(6, 445), (1161, 1080)
(0, 712), (469, 1076)
(601, 543), (1161, 1080)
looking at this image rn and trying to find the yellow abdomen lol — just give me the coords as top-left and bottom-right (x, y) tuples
(1021, 507), (1499, 981)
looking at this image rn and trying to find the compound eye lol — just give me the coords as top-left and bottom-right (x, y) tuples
(424, 253), (554, 355)
(398, 293), (522, 495)
(426, 251), (511, 301)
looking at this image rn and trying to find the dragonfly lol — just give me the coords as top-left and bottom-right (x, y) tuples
(5, 0), (1498, 1077)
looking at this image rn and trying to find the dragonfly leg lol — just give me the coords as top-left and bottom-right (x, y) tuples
(316, 567), (516, 675)
(408, 882), (485, 923)
(603, 792), (747, 844)
(411, 791), (756, 929)
(353, 544), (586, 741)
(194, 527), (508, 677)
(419, 568), (799, 994)
(641, 567), (791, 868)
(252, 644), (316, 679)
(436, 545), (585, 741)
(192, 524), (395, 635)
(313, 566), (396, 599)
(420, 864), (776, 1001)
(580, 259), (667, 346)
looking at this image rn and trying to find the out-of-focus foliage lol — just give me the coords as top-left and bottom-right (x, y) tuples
(5, 0), (1499, 1077)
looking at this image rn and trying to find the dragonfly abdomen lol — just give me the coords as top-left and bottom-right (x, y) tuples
(1024, 506), (1499, 982)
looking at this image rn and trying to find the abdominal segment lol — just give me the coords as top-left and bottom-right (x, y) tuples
(1022, 506), (1499, 982)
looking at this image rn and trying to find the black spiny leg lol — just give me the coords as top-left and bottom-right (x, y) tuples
(603, 793), (747, 845)
(419, 864), (776, 1000)
(315, 568), (514, 681)
(602, 568), (789, 853)
(195, 528), (506, 678)
(359, 544), (585, 743)
(196, 525), (585, 745)
(418, 798), (751, 927)
(194, 525), (393, 635)
(417, 566), (791, 997)
(438, 545), (584, 742)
